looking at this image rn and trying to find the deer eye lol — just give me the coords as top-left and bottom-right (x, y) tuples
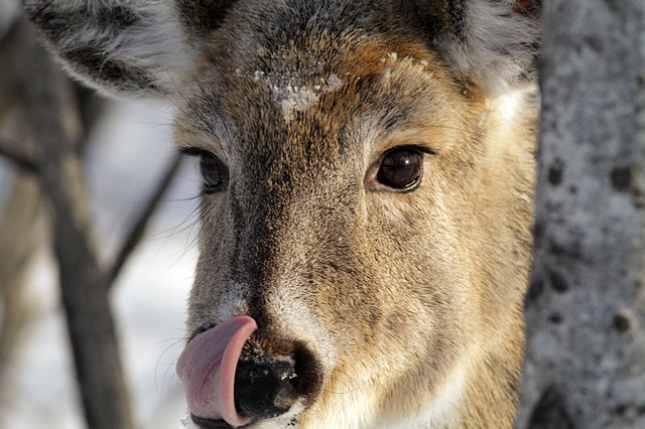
(180, 148), (229, 194)
(376, 148), (423, 191)
(199, 153), (228, 193)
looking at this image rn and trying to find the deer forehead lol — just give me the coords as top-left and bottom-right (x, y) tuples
(175, 37), (467, 170)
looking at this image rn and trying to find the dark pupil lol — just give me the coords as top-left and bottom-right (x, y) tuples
(200, 155), (225, 192)
(377, 149), (422, 189)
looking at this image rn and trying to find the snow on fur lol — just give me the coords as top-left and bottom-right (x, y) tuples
(250, 71), (345, 123)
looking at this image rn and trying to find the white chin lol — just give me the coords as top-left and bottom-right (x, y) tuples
(181, 407), (304, 429)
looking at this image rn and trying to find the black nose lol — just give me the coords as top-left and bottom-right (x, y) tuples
(233, 343), (322, 420)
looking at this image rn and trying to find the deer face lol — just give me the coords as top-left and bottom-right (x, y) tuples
(24, 1), (540, 427)
(174, 14), (535, 427)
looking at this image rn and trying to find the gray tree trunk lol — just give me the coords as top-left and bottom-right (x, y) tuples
(516, 1), (645, 428)
(10, 17), (138, 429)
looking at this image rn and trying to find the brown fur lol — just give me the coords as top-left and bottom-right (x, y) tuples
(24, 1), (540, 427)
(176, 22), (536, 428)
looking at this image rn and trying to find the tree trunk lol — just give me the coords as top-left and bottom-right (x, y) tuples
(13, 17), (138, 429)
(516, 1), (645, 428)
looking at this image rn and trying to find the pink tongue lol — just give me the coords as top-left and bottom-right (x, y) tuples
(177, 316), (257, 427)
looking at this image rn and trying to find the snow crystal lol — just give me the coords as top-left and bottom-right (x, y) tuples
(269, 74), (345, 123)
(238, 69), (346, 122)
(272, 85), (319, 123)
(323, 74), (344, 92)
(253, 70), (265, 82)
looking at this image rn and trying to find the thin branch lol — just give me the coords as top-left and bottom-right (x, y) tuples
(109, 153), (183, 285)
(0, 135), (38, 173)
(0, 174), (40, 424)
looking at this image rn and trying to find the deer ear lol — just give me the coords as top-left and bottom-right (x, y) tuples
(23, 0), (239, 99)
(413, 0), (541, 93)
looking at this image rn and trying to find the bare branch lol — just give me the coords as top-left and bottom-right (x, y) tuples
(0, 174), (40, 424)
(109, 153), (183, 285)
(0, 135), (38, 173)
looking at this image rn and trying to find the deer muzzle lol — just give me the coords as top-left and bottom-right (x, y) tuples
(177, 316), (322, 428)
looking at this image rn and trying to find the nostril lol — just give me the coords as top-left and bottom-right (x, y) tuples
(234, 352), (299, 419)
(233, 341), (322, 421)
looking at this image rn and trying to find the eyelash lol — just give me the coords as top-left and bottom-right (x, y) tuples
(179, 147), (213, 158)
(179, 147), (229, 194)
(387, 144), (436, 156)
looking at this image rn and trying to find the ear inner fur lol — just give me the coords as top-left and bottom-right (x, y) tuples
(412, 0), (541, 93)
(22, 0), (242, 98)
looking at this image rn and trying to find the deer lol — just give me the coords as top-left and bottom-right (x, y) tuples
(23, 0), (541, 427)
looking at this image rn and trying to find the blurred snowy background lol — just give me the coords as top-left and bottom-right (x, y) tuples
(0, 13), (202, 425)
(1, 99), (201, 429)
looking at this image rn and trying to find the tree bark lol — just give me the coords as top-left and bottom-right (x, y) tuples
(516, 1), (645, 428)
(14, 17), (138, 429)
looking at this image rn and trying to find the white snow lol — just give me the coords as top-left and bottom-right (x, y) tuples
(273, 84), (321, 123)
(254, 72), (345, 123)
